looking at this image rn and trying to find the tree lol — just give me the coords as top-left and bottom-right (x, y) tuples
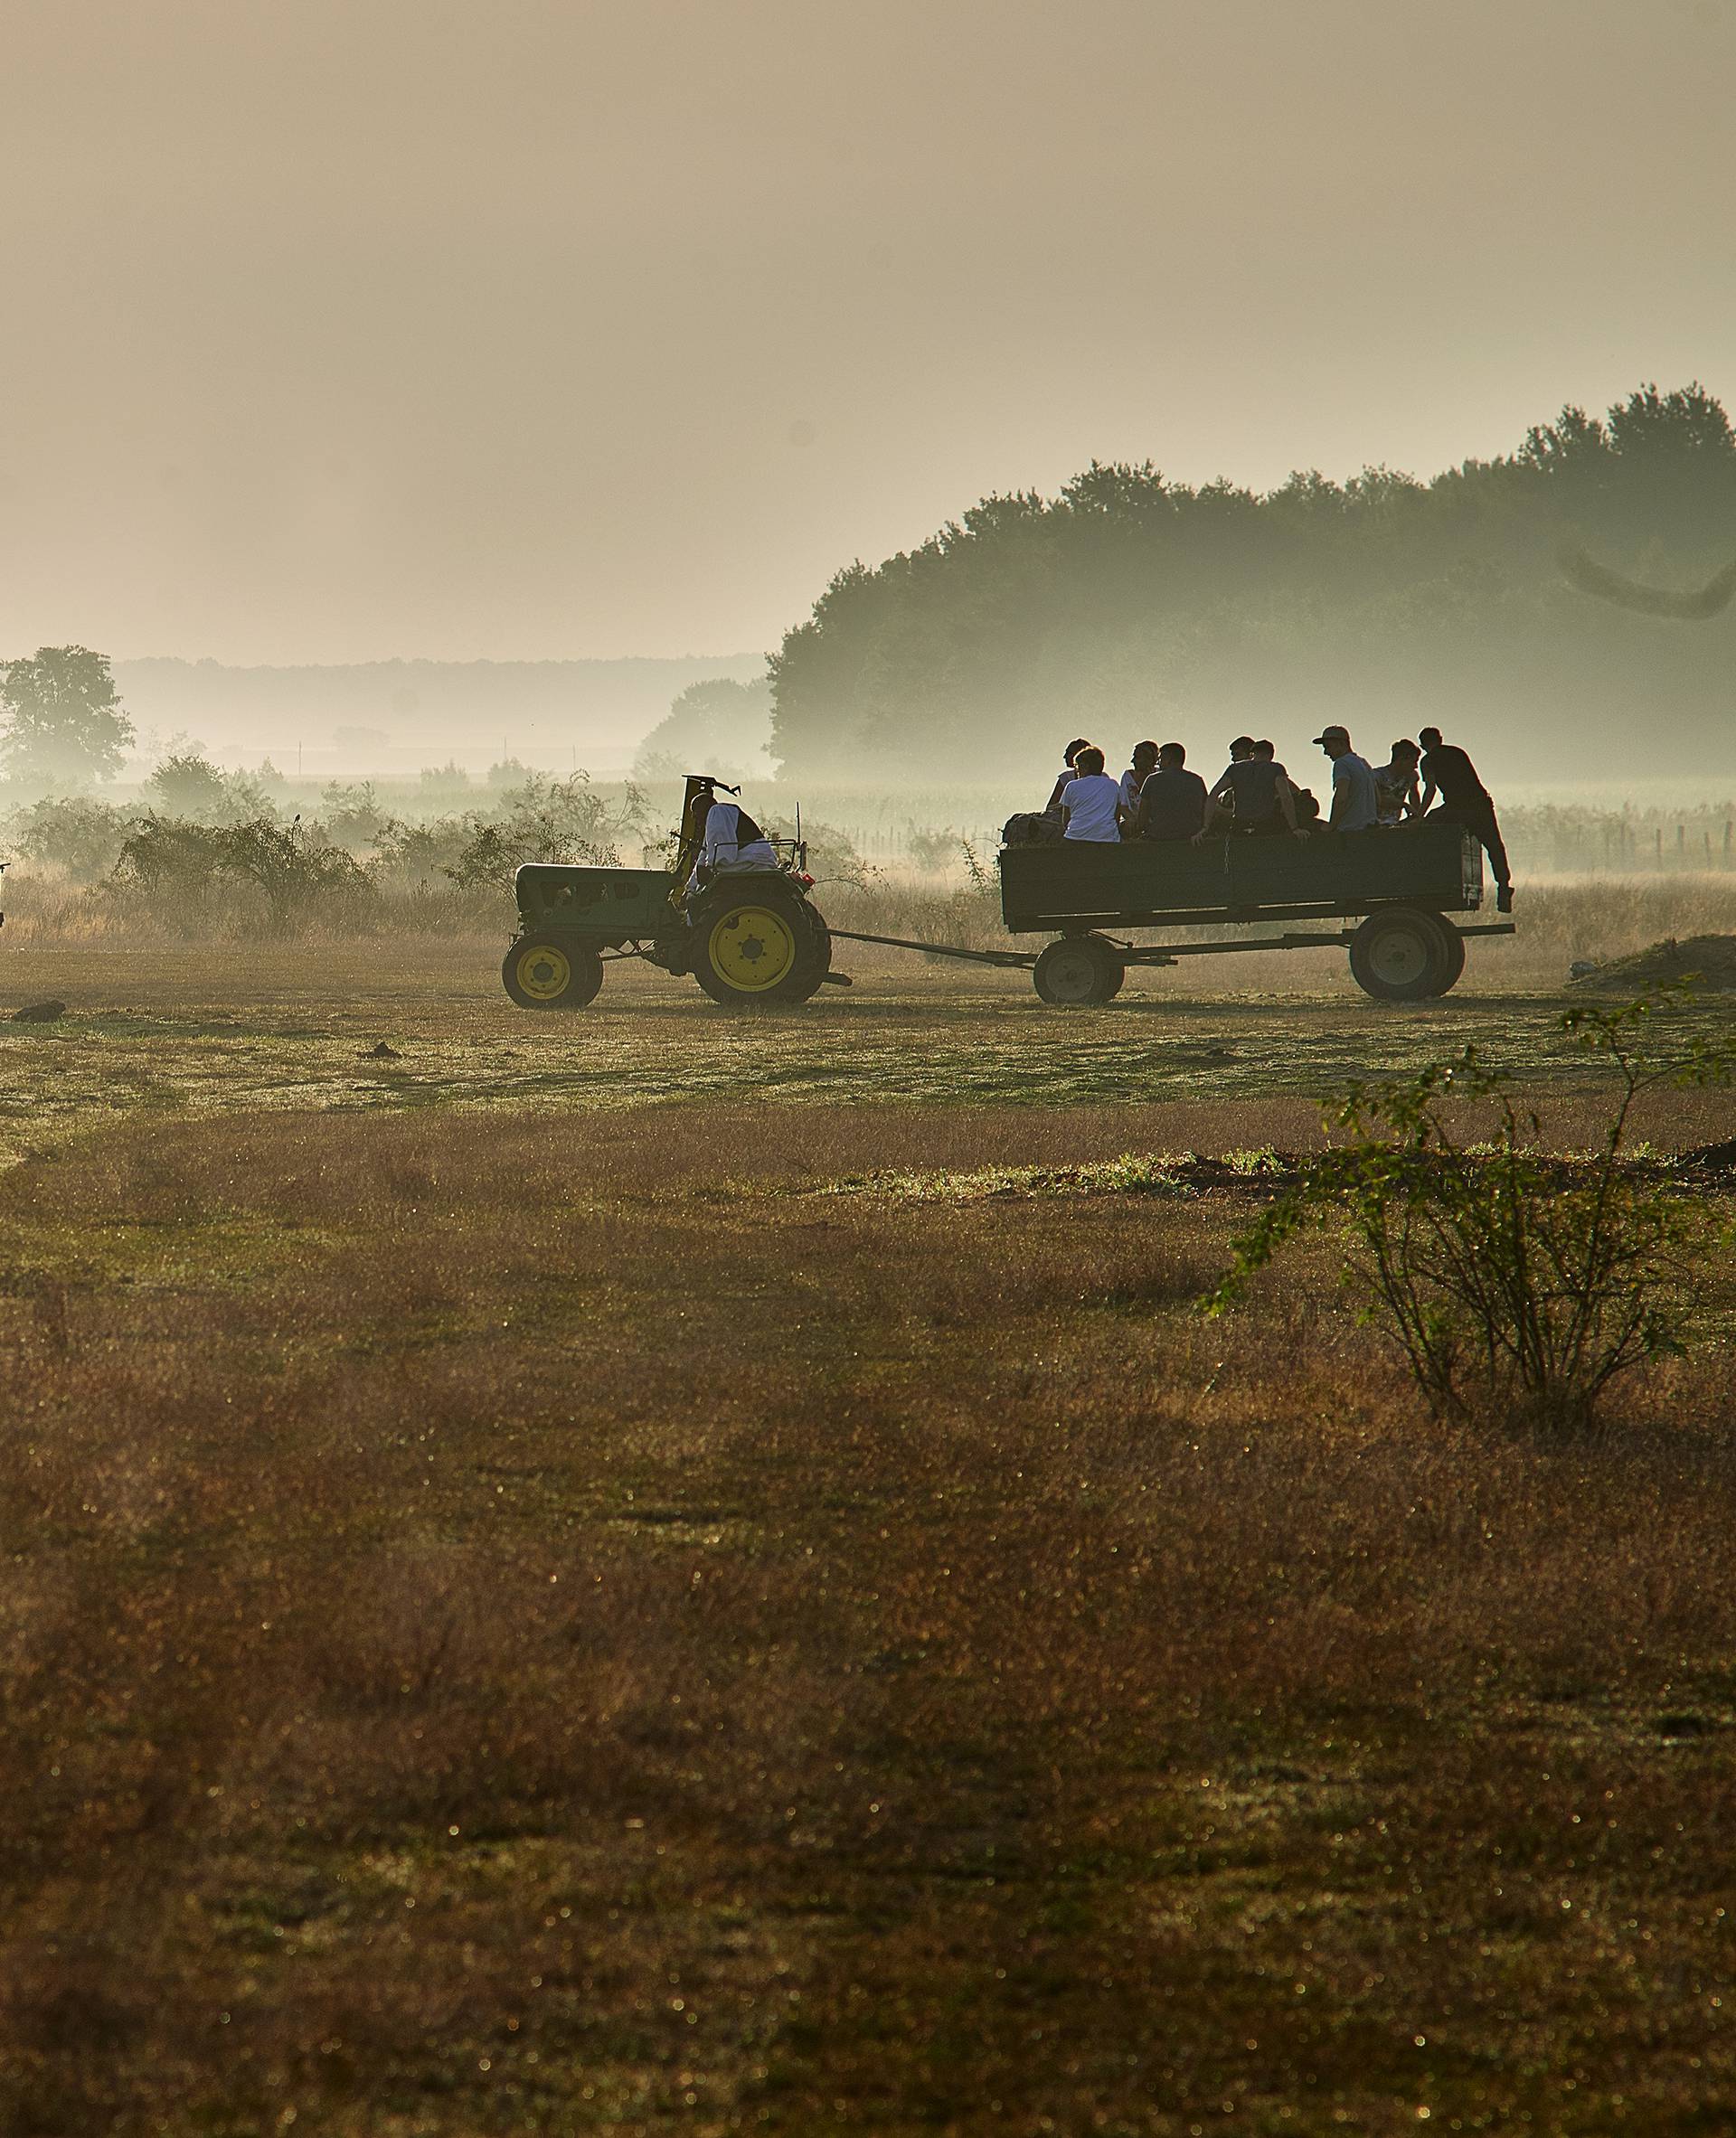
(147, 743), (275, 824)
(764, 379), (1736, 783)
(1605, 381), (1735, 463)
(149, 748), (232, 820)
(632, 675), (773, 783)
(0, 646), (134, 788)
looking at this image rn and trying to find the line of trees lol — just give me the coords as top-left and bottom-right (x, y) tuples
(768, 383), (1736, 783)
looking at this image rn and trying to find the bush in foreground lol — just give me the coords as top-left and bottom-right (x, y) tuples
(1209, 988), (1736, 1429)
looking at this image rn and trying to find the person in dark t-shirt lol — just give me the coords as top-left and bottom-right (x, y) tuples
(1136, 742), (1209, 841)
(1202, 735), (1303, 838)
(1418, 726), (1512, 911)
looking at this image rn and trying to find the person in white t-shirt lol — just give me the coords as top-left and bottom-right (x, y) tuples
(1060, 746), (1122, 843)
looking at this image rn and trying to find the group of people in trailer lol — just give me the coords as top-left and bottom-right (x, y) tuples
(1037, 724), (1513, 912)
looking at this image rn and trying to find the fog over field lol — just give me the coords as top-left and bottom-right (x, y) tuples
(5, 0), (1736, 796)
(111, 655), (765, 780)
(8, 6), (1736, 2135)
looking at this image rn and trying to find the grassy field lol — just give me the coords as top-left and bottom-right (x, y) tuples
(4, 944), (1736, 2134)
(5, 931), (1736, 1161)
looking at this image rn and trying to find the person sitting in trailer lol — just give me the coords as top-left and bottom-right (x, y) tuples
(1197, 734), (1306, 840)
(1134, 741), (1208, 841)
(1044, 738), (1094, 812)
(1116, 739), (1160, 836)
(687, 786), (779, 891)
(1312, 724), (1381, 830)
(1252, 738), (1321, 828)
(1373, 738), (1423, 825)
(1059, 746), (1123, 842)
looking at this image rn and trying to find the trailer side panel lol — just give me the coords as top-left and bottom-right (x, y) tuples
(998, 821), (1480, 933)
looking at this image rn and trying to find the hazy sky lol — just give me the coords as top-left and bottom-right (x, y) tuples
(3, 0), (1732, 664)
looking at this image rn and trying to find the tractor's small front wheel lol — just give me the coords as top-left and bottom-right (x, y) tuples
(1033, 933), (1125, 1007)
(502, 936), (604, 1010)
(692, 885), (827, 1008)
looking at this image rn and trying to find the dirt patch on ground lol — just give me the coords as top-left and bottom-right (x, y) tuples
(1571, 932), (1736, 991)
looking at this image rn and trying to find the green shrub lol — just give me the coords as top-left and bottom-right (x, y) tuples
(371, 815), (472, 890)
(905, 822), (962, 873)
(765, 816), (871, 892)
(110, 815), (374, 933)
(444, 773), (651, 893)
(5, 795), (132, 882)
(418, 760), (471, 805)
(147, 749), (277, 824)
(319, 779), (391, 851)
(1206, 989), (1736, 1431)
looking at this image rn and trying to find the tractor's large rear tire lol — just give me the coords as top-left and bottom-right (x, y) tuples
(775, 903), (834, 1003)
(1033, 933), (1125, 1007)
(1349, 908), (1457, 1002)
(502, 937), (605, 1010)
(692, 883), (828, 1009)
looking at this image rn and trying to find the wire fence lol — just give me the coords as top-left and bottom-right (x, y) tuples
(1499, 808), (1736, 875)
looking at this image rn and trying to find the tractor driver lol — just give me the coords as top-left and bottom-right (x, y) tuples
(688, 788), (779, 893)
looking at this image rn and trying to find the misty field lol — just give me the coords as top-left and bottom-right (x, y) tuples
(4, 946), (1736, 2134)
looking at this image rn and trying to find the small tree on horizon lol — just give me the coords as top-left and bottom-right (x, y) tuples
(0, 645), (134, 789)
(149, 748), (233, 820)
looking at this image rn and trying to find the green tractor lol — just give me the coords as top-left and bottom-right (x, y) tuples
(501, 774), (837, 1012)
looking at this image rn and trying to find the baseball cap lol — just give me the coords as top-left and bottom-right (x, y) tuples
(1312, 724), (1350, 745)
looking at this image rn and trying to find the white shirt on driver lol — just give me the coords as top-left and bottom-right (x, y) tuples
(691, 799), (778, 888)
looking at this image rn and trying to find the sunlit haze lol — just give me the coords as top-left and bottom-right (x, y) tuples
(4, 0), (1733, 664)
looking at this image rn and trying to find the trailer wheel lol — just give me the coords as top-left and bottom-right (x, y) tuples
(1033, 934), (1124, 1007)
(1348, 909), (1456, 1002)
(693, 885), (827, 1008)
(1437, 922), (1467, 994)
(502, 937), (604, 1010)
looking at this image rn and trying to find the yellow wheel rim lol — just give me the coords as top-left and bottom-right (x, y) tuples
(515, 942), (573, 1002)
(708, 905), (797, 992)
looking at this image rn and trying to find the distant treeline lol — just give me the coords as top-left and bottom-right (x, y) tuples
(110, 653), (764, 771)
(769, 383), (1736, 783)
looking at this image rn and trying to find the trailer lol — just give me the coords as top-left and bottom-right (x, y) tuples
(981, 817), (1513, 1003)
(499, 778), (1512, 1012)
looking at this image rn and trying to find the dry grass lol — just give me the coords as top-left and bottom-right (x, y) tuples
(10, 853), (1736, 999)
(7, 943), (1736, 1183)
(4, 1100), (1736, 2133)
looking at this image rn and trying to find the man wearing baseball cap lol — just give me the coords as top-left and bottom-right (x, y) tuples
(1313, 725), (1380, 832)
